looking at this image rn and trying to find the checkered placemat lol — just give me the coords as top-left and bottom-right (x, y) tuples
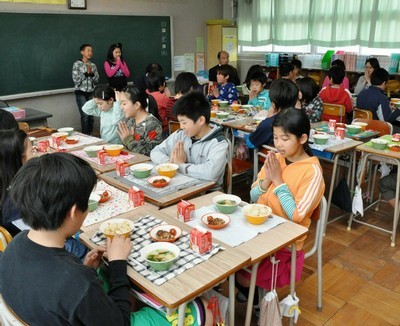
(90, 215), (224, 286)
(72, 150), (135, 165)
(106, 170), (208, 199)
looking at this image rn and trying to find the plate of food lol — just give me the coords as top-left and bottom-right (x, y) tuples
(388, 144), (400, 152)
(148, 176), (171, 188)
(94, 190), (112, 203)
(149, 224), (182, 242)
(201, 213), (230, 230)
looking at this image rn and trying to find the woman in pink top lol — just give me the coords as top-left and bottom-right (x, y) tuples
(322, 59), (350, 90)
(104, 43), (131, 91)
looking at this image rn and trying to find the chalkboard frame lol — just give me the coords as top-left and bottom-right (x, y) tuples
(0, 12), (173, 97)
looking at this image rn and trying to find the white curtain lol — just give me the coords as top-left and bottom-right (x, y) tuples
(238, 0), (400, 48)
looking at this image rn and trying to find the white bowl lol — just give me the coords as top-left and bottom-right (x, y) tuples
(57, 127), (74, 136)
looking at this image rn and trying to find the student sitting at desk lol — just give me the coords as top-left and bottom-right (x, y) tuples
(246, 78), (299, 149)
(319, 65), (353, 123)
(82, 84), (124, 144)
(209, 65), (238, 104)
(0, 153), (212, 325)
(356, 68), (400, 128)
(117, 85), (162, 156)
(236, 107), (325, 304)
(247, 71), (271, 110)
(151, 92), (228, 188)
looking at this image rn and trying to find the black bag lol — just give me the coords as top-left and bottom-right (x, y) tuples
(331, 178), (352, 212)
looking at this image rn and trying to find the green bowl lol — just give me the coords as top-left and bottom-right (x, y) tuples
(84, 145), (103, 158)
(216, 112), (229, 119)
(313, 134), (330, 145)
(129, 163), (153, 178)
(140, 242), (180, 271)
(371, 139), (388, 150)
(346, 125), (362, 134)
(213, 194), (241, 214)
(57, 127), (74, 136)
(88, 194), (101, 212)
(218, 101), (229, 108)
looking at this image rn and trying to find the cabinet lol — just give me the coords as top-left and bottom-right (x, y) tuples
(206, 23), (238, 70)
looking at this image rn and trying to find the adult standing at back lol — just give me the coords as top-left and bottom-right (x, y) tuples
(72, 44), (99, 135)
(208, 50), (240, 85)
(354, 58), (380, 95)
(104, 43), (131, 91)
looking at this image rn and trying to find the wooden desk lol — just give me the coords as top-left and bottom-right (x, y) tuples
(159, 191), (309, 326)
(99, 172), (215, 208)
(79, 205), (250, 326)
(18, 108), (52, 127)
(347, 136), (400, 246)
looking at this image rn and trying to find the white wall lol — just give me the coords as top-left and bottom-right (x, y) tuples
(1, 0), (223, 130)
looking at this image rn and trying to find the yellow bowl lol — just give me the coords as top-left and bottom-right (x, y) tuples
(155, 163), (179, 178)
(242, 204), (272, 225)
(99, 218), (135, 240)
(104, 144), (124, 156)
(230, 104), (242, 112)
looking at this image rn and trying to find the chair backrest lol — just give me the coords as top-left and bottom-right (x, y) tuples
(352, 118), (393, 135)
(305, 196), (328, 260)
(353, 108), (373, 120)
(18, 122), (30, 132)
(0, 100), (9, 108)
(168, 121), (180, 135)
(322, 103), (345, 122)
(147, 94), (161, 122)
(0, 227), (12, 252)
(0, 294), (28, 326)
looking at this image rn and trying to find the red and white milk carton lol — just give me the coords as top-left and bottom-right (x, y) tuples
(129, 186), (145, 207)
(177, 200), (195, 222)
(116, 160), (130, 176)
(190, 226), (212, 255)
(37, 139), (50, 152)
(97, 149), (109, 165)
(392, 133), (400, 142)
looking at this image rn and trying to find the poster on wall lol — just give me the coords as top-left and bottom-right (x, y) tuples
(222, 27), (238, 65)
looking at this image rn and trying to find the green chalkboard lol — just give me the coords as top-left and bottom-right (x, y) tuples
(0, 13), (172, 96)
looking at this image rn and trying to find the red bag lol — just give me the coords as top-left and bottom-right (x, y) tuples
(207, 296), (225, 326)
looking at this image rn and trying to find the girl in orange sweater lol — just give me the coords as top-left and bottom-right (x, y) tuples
(237, 107), (325, 298)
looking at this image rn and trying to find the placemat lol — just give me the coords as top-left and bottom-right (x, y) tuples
(364, 134), (397, 147)
(72, 150), (135, 165)
(90, 215), (224, 286)
(48, 133), (104, 151)
(83, 180), (137, 227)
(107, 170), (208, 199)
(314, 124), (379, 140)
(187, 205), (287, 247)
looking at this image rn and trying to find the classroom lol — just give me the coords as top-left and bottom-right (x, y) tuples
(1, 0), (400, 325)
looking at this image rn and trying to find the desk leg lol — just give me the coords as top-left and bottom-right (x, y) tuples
(177, 302), (188, 326)
(391, 167), (400, 247)
(229, 274), (235, 326)
(289, 243), (297, 326)
(324, 154), (340, 233)
(245, 262), (260, 326)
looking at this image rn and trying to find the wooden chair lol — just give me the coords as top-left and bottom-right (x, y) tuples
(18, 122), (30, 132)
(168, 121), (180, 135)
(353, 108), (373, 120)
(0, 227), (12, 252)
(322, 103), (345, 122)
(0, 294), (28, 326)
(352, 118), (392, 136)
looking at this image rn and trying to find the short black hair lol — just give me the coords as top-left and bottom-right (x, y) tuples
(365, 57), (380, 70)
(216, 65), (235, 83)
(174, 72), (199, 95)
(291, 59), (302, 69)
(331, 59), (346, 70)
(279, 62), (295, 77)
(79, 44), (92, 51)
(146, 71), (166, 92)
(328, 66), (345, 85)
(10, 153), (97, 231)
(145, 63), (163, 74)
(269, 78), (299, 112)
(249, 71), (267, 85)
(172, 92), (210, 124)
(297, 77), (319, 105)
(217, 51), (228, 59)
(371, 68), (389, 86)
(93, 84), (115, 101)
(0, 109), (18, 130)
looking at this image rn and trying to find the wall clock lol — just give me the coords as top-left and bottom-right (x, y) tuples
(68, 0), (87, 9)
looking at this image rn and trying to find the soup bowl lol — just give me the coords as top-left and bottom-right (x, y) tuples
(140, 242), (180, 271)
